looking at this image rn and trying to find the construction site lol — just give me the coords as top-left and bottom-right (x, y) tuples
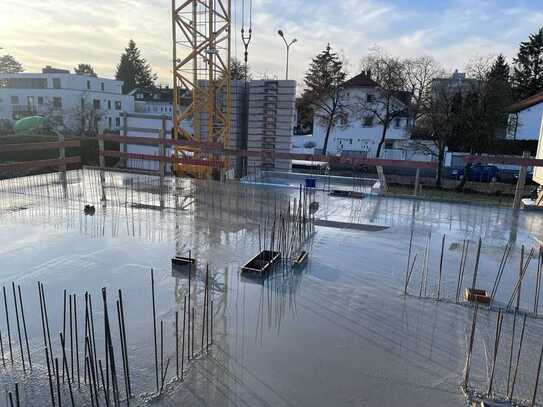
(3, 1), (543, 407)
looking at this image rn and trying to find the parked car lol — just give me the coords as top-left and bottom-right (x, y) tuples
(452, 164), (501, 183)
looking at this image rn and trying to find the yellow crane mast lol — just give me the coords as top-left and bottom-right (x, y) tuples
(171, 0), (232, 179)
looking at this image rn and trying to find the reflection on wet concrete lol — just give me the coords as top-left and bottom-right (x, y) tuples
(2, 170), (543, 405)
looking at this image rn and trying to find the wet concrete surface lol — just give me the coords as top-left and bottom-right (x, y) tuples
(1, 170), (543, 406)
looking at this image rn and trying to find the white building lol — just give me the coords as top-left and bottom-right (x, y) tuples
(130, 87), (175, 115)
(508, 90), (543, 140)
(0, 67), (134, 133)
(311, 73), (412, 157)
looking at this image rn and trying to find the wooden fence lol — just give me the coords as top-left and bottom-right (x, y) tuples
(0, 138), (81, 177)
(96, 133), (543, 208)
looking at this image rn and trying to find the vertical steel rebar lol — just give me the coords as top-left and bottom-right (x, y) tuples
(151, 269), (159, 392)
(17, 286), (31, 370)
(11, 282), (25, 373)
(3, 286), (14, 366)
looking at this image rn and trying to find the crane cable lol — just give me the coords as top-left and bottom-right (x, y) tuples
(241, 0), (252, 65)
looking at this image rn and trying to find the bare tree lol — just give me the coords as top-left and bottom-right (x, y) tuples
(417, 86), (463, 186)
(404, 56), (445, 124)
(352, 49), (408, 157)
(69, 97), (104, 137)
(302, 45), (348, 155)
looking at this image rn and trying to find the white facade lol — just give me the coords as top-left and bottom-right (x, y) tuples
(124, 113), (174, 172)
(135, 101), (172, 115)
(532, 112), (543, 185)
(312, 86), (411, 157)
(0, 72), (134, 133)
(508, 102), (543, 141)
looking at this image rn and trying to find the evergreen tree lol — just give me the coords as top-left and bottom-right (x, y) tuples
(230, 58), (251, 80)
(0, 55), (23, 74)
(115, 40), (157, 94)
(302, 44), (347, 155)
(488, 54), (510, 84)
(513, 27), (543, 99)
(74, 63), (97, 77)
(486, 54), (513, 138)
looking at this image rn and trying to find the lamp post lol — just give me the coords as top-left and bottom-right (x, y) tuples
(277, 30), (297, 80)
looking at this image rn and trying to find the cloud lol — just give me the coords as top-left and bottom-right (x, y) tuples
(1, 0), (542, 89)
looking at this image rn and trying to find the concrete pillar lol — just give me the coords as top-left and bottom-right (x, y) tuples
(513, 151), (530, 209)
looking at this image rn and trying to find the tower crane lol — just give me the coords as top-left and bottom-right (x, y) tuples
(171, 0), (232, 180)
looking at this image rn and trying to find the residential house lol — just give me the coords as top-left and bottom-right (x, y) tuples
(508, 90), (543, 141)
(310, 72), (412, 158)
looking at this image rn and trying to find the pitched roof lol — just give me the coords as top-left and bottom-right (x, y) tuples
(343, 73), (379, 88)
(509, 89), (543, 112)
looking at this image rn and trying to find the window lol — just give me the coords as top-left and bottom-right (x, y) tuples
(87, 80), (91, 90)
(38, 96), (44, 105)
(115, 101), (122, 110)
(27, 96), (35, 107)
(101, 82), (105, 91)
(11, 96), (19, 104)
(52, 78), (61, 89)
(93, 99), (101, 109)
(52, 97), (62, 109)
(362, 116), (374, 127)
(108, 117), (112, 128)
(3, 78), (47, 89)
(115, 117), (121, 127)
(108, 100), (112, 110)
(394, 118), (402, 128)
(366, 94), (375, 102)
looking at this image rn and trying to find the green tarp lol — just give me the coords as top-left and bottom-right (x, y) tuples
(13, 116), (44, 134)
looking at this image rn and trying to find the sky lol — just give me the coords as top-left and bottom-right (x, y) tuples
(1, 0), (543, 89)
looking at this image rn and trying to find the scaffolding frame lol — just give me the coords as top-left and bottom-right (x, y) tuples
(171, 0), (232, 179)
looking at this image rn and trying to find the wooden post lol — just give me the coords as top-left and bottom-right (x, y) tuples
(98, 136), (107, 202)
(57, 131), (67, 195)
(513, 151), (530, 209)
(414, 168), (420, 197)
(122, 113), (128, 168)
(376, 165), (388, 194)
(159, 124), (166, 209)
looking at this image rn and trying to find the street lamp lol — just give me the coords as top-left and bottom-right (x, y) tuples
(278, 30), (297, 80)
